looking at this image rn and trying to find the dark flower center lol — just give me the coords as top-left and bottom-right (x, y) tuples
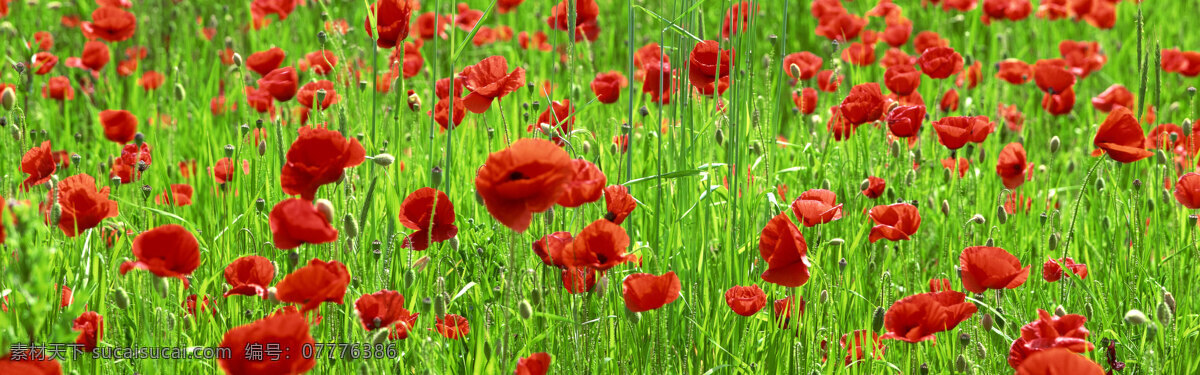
(509, 171), (526, 181)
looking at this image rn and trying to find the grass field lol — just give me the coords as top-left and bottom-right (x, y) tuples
(1, 0), (1198, 374)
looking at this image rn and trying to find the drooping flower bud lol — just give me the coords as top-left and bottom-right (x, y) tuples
(314, 199), (335, 223)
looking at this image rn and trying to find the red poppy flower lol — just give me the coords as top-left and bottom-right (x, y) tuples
(916, 46), (962, 80)
(982, 0), (1032, 23)
(688, 40), (734, 96)
(109, 143), (151, 184)
(532, 231), (573, 268)
(98, 109), (138, 144)
(958, 246), (1029, 293)
(841, 42), (876, 66)
(1092, 107), (1152, 163)
(354, 290), (417, 334)
(996, 142), (1032, 189)
(269, 198), (339, 249)
(275, 258), (350, 313)
(882, 19), (913, 47)
(942, 157), (970, 178)
(119, 224), (201, 287)
(642, 61), (675, 104)
(604, 185), (636, 224)
(782, 52), (823, 81)
(790, 189), (843, 227)
(815, 11), (867, 41)
(305, 50), (337, 75)
(839, 330), (886, 366)
(999, 103), (1025, 131)
(996, 59), (1032, 84)
(562, 219), (638, 271)
(1059, 40), (1106, 78)
(1040, 87), (1075, 115)
(246, 47), (286, 76)
(51, 174), (119, 237)
(529, 99), (575, 145)
(155, 184), (194, 206)
(137, 70), (165, 92)
(758, 212), (812, 287)
(218, 309), (316, 375)
(42, 76), (75, 100)
(886, 105), (925, 138)
(1008, 310), (1095, 369)
(772, 295), (805, 329)
(365, 0), (413, 48)
(721, 1), (755, 38)
(1033, 59), (1075, 94)
(475, 138), (574, 232)
(32, 31), (54, 50)
(459, 56), (525, 113)
(816, 69), (843, 92)
(82, 6), (136, 42)
(434, 314), (470, 339)
(793, 87), (818, 114)
(297, 80), (340, 110)
(1090, 84), (1133, 113)
(929, 278), (954, 292)
(939, 89), (960, 112)
(1175, 173), (1200, 209)
(398, 187), (458, 251)
(561, 266), (597, 293)
(884, 65), (921, 96)
(415, 12), (451, 40)
(933, 115), (993, 150)
(1015, 348), (1105, 375)
(589, 71), (628, 104)
(622, 271), (681, 312)
(1042, 257), (1088, 282)
(280, 125), (365, 200)
(0, 350), (61, 374)
(21, 141), (56, 191)
(224, 255), (274, 298)
(724, 285), (767, 316)
(880, 291), (977, 343)
(514, 352), (551, 375)
(840, 83), (885, 125)
(552, 160), (607, 208)
(81, 41), (110, 71)
(243, 86), (274, 114)
(861, 176), (886, 198)
(956, 60), (983, 89)
(257, 67), (298, 102)
(32, 52), (58, 75)
(72, 311), (103, 352)
(867, 203), (921, 243)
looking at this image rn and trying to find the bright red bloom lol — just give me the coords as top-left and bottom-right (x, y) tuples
(21, 141), (57, 191)
(33, 31), (54, 50)
(247, 47), (286, 76)
(211, 157), (241, 184)
(982, 0), (1032, 23)
(782, 52), (823, 80)
(817, 69), (842, 92)
(42, 76), (75, 100)
(880, 291), (977, 343)
(1090, 84), (1133, 113)
(258, 67), (298, 102)
(0, 350), (62, 374)
(562, 219), (638, 271)
(790, 189), (843, 227)
(840, 83), (885, 125)
(354, 290), (418, 336)
(1091, 107), (1152, 163)
(1059, 40), (1106, 78)
(460, 56), (526, 113)
(917, 46), (962, 79)
(999, 103), (1025, 132)
(604, 185), (636, 224)
(867, 203), (921, 243)
(72, 311), (103, 352)
(82, 6), (136, 42)
(33, 52), (59, 74)
(498, 0), (526, 13)
(532, 231), (573, 268)
(365, 0), (413, 48)
(305, 50), (337, 75)
(1015, 348), (1105, 375)
(1175, 173), (1200, 209)
(269, 198), (339, 250)
(561, 266), (598, 293)
(939, 89), (960, 112)
(758, 212), (811, 287)
(996, 59), (1032, 84)
(1040, 87), (1076, 115)
(642, 61), (675, 104)
(81, 41), (110, 71)
(244, 86), (275, 114)
(882, 19), (913, 47)
(721, 1), (755, 38)
(218, 309), (316, 375)
(959, 246), (1029, 293)
(884, 65), (921, 96)
(942, 157), (970, 178)
(546, 0), (600, 42)
(929, 278), (954, 292)
(475, 139), (574, 232)
(434, 314), (470, 339)
(724, 285), (767, 316)
(531, 99), (575, 146)
(793, 87), (818, 114)
(886, 105), (925, 138)
(933, 115), (993, 150)
(1042, 257), (1088, 282)
(688, 40), (734, 96)
(996, 142), (1032, 189)
(280, 125), (366, 200)
(514, 352), (551, 375)
(558, 159), (607, 207)
(297, 80), (340, 109)
(815, 10), (867, 41)
(51, 174), (119, 237)
(841, 330), (886, 366)
(155, 184), (194, 206)
(398, 187), (458, 251)
(99, 109), (137, 144)
(841, 42), (876, 66)
(224, 255), (275, 298)
(772, 295), (805, 329)
(119, 224), (201, 288)
(415, 12), (452, 40)
(861, 176), (886, 198)
(1033, 59), (1075, 94)
(622, 271), (682, 312)
(275, 258), (350, 313)
(1008, 310), (1095, 369)
(138, 70), (165, 91)
(590, 71), (628, 104)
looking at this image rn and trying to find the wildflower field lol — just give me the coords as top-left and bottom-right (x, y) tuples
(0, 0), (1198, 373)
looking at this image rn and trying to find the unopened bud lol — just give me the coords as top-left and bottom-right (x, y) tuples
(1048, 233), (1060, 250)
(343, 214), (358, 238)
(838, 258), (847, 272)
(997, 205), (1008, 224)
(255, 198), (266, 213)
(0, 86), (15, 110)
(890, 140), (901, 158)
(1157, 301), (1173, 325)
(314, 199), (335, 223)
(156, 277), (170, 298)
(434, 296), (447, 317)
(134, 132), (145, 146)
(1049, 136), (1060, 153)
(317, 31), (327, 44)
(985, 237), (994, 247)
(372, 153), (395, 167)
(431, 166), (442, 187)
(1055, 305), (1067, 317)
(714, 128), (724, 145)
(369, 328), (389, 346)
(969, 214), (986, 225)
(224, 144), (235, 158)
(859, 179), (871, 192)
(518, 300), (533, 320)
(981, 313), (994, 331)
(232, 53), (243, 67)
(114, 287), (130, 309)
(941, 200), (950, 216)
(871, 307), (885, 332)
(1085, 302), (1093, 319)
(1164, 291), (1176, 313)
(958, 333), (971, 347)
(174, 84), (186, 101)
(955, 355), (967, 373)
(1095, 177), (1105, 191)
(258, 141), (266, 156)
(827, 238), (844, 246)
(407, 92), (421, 112)
(1124, 309), (1148, 325)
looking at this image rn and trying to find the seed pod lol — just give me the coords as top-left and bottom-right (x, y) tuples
(224, 144), (235, 158)
(255, 198), (266, 213)
(1039, 212), (1048, 225)
(871, 307), (885, 332)
(1157, 301), (1173, 325)
(343, 214), (358, 239)
(373, 153), (395, 167)
(838, 258), (847, 272)
(819, 290), (828, 303)
(981, 313), (994, 331)
(518, 300), (533, 320)
(958, 333), (971, 347)
(996, 205), (1008, 224)
(969, 214), (986, 225)
(1124, 309), (1148, 325)
(955, 355), (967, 373)
(1049, 136), (1061, 153)
(314, 199), (335, 223)
(920, 363), (929, 375)
(114, 287), (131, 309)
(140, 185), (153, 199)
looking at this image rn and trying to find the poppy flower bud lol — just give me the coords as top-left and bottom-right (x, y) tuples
(1162, 188), (1173, 204)
(110, 176), (122, 186)
(819, 290), (828, 303)
(315, 89), (328, 108)
(958, 333), (971, 347)
(981, 313), (994, 331)
(955, 355), (967, 373)
(827, 238), (844, 247)
(1163, 290), (1176, 313)
(1048, 136), (1061, 153)
(174, 84), (186, 101)
(904, 170), (915, 186)
(714, 128), (724, 145)
(254, 198), (266, 214)
(406, 91), (421, 112)
(134, 132), (145, 146)
(372, 153), (395, 167)
(1190, 215), (1199, 227)
(871, 307), (885, 332)
(518, 299), (533, 320)
(286, 251), (299, 271)
(996, 206), (1008, 224)
(114, 287), (130, 309)
(859, 179), (871, 192)
(258, 141), (267, 156)
(838, 258), (847, 272)
(223, 144), (235, 158)
(155, 276), (170, 298)
(624, 308), (641, 324)
(969, 214), (985, 224)
(1095, 177), (1106, 191)
(1055, 305), (1068, 317)
(581, 140), (592, 155)
(639, 106), (650, 117)
(1048, 232), (1060, 250)
(1124, 309), (1148, 325)
(343, 214), (358, 239)
(434, 296), (447, 317)
(140, 184), (152, 199)
(448, 236), (459, 251)
(920, 363), (929, 375)
(0, 86), (15, 110)
(314, 199), (335, 223)
(1066, 160), (1075, 173)
(984, 238), (994, 247)
(941, 200), (950, 216)
(317, 31), (327, 44)
(1184, 119), (1193, 135)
